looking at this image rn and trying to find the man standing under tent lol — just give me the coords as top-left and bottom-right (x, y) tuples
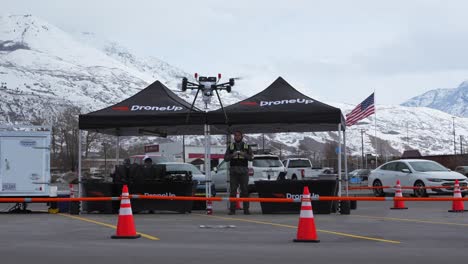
(224, 130), (254, 215)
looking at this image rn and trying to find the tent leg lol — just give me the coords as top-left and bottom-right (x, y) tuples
(78, 130), (82, 214)
(204, 124), (212, 212)
(226, 132), (231, 210)
(344, 130), (348, 196)
(337, 124), (342, 197)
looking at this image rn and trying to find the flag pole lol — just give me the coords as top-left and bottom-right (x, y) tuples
(374, 91), (377, 168)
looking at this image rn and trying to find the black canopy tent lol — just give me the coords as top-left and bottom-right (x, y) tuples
(79, 80), (207, 136)
(78, 80), (209, 200)
(207, 77), (348, 196)
(78, 77), (349, 207)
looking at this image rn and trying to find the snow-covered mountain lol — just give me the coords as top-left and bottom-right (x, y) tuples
(2, 14), (468, 157)
(402, 81), (468, 117)
(0, 14), (241, 124)
(333, 104), (468, 156)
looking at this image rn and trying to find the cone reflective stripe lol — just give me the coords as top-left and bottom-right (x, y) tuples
(293, 186), (320, 243)
(449, 179), (466, 212)
(299, 199), (313, 217)
(206, 200), (213, 215)
(391, 180), (408, 210)
(111, 185), (140, 239)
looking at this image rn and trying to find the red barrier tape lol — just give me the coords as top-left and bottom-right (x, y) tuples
(347, 186), (468, 190)
(1, 196), (468, 203)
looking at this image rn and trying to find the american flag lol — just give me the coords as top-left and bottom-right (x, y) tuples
(346, 93), (375, 127)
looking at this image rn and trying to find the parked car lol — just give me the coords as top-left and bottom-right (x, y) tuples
(349, 169), (372, 182)
(455, 166), (468, 176)
(212, 154), (287, 193)
(368, 159), (468, 197)
(129, 154), (173, 165)
(282, 158), (315, 180)
(311, 167), (334, 177)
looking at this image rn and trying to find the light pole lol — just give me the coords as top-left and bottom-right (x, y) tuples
(452, 117), (456, 154)
(101, 143), (108, 175)
(460, 135), (464, 154)
(269, 144), (283, 160)
(360, 129), (365, 169)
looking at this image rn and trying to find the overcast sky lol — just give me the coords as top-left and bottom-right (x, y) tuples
(3, 0), (468, 105)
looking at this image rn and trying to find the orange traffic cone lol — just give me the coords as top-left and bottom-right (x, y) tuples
(206, 200), (213, 215)
(235, 188), (243, 210)
(293, 186), (320, 243)
(111, 185), (140, 239)
(448, 179), (466, 213)
(391, 180), (408, 210)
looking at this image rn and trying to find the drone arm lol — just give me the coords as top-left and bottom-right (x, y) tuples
(214, 88), (229, 124)
(185, 82), (201, 90)
(182, 79), (200, 91)
(215, 82), (232, 87)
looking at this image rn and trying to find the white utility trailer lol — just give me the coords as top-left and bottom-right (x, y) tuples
(0, 127), (51, 198)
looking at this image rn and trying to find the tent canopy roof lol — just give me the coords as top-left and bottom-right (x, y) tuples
(208, 77), (345, 133)
(79, 77), (345, 136)
(79, 80), (206, 136)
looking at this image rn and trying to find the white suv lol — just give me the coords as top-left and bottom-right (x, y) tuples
(212, 154), (287, 193)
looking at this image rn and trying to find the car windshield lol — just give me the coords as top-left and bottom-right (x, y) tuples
(288, 160), (312, 168)
(408, 161), (448, 172)
(164, 163), (202, 174)
(356, 169), (370, 175)
(253, 157), (283, 167)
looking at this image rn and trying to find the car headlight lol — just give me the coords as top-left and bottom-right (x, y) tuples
(427, 178), (444, 182)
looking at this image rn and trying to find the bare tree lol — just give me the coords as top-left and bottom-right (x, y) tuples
(84, 132), (100, 158)
(54, 106), (81, 171)
(323, 141), (338, 170)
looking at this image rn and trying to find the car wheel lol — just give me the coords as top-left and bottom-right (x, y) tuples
(291, 174), (298, 180)
(373, 180), (385, 197)
(413, 181), (428, 197)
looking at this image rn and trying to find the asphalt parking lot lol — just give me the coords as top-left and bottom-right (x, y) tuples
(1, 197), (467, 264)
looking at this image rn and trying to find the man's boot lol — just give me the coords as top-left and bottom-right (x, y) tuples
(228, 209), (236, 215)
(243, 209), (250, 215)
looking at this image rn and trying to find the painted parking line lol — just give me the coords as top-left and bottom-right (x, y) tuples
(353, 214), (468, 227)
(197, 214), (400, 244)
(57, 213), (160, 240)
